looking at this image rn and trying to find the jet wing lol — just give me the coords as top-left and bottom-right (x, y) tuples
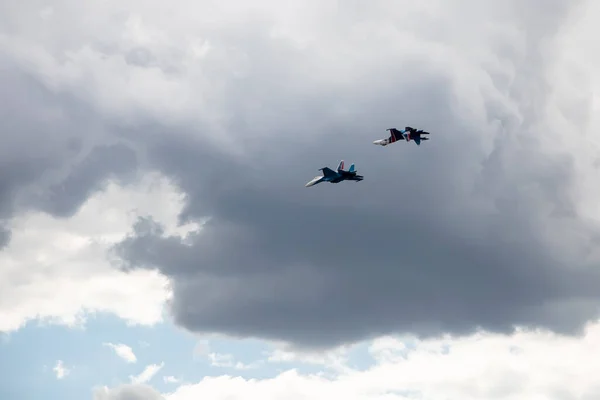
(320, 167), (337, 177)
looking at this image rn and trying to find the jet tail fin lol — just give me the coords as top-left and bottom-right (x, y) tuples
(348, 163), (355, 173)
(337, 160), (345, 171)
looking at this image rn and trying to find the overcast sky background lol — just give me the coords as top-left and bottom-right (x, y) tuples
(2, 0), (600, 399)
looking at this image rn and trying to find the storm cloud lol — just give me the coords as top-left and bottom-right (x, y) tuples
(3, 0), (600, 349)
(110, 1), (600, 348)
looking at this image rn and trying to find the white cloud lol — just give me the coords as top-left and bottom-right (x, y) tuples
(94, 384), (164, 400)
(103, 342), (137, 363)
(193, 339), (262, 370)
(207, 352), (261, 370)
(163, 376), (180, 384)
(130, 362), (165, 384)
(0, 171), (197, 334)
(266, 345), (356, 374)
(101, 321), (600, 399)
(53, 360), (69, 379)
(192, 339), (210, 358)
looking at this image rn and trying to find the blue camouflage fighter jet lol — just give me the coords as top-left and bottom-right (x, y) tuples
(305, 160), (364, 187)
(373, 126), (430, 146)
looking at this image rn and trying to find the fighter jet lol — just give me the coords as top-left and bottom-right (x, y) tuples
(305, 160), (364, 187)
(373, 127), (430, 146)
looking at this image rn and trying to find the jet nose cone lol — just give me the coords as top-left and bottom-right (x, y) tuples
(305, 177), (319, 187)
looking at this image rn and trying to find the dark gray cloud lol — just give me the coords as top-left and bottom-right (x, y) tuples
(0, 225), (11, 250)
(0, 54), (139, 240)
(108, 0), (600, 351)
(113, 124), (600, 349)
(26, 143), (138, 218)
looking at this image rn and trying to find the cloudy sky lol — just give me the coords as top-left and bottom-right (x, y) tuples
(2, 0), (600, 398)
